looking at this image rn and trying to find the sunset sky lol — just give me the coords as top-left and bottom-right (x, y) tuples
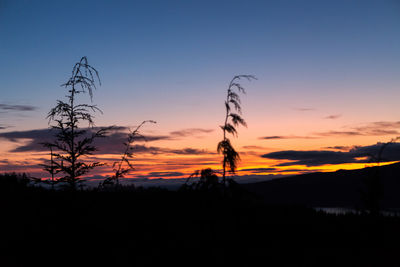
(1, 0), (400, 186)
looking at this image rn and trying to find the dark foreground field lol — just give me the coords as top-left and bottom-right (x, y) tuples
(1, 175), (400, 266)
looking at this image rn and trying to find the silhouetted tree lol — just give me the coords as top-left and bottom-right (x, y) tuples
(218, 75), (256, 186)
(100, 120), (156, 188)
(42, 57), (109, 190)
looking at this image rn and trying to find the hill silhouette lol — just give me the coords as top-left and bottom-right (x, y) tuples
(243, 162), (400, 209)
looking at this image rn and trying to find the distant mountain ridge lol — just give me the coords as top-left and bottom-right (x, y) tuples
(243, 162), (400, 208)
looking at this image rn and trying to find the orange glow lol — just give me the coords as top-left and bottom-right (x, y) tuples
(1, 122), (399, 183)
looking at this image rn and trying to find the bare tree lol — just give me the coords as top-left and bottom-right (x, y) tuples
(217, 75), (256, 186)
(42, 57), (110, 190)
(100, 120), (156, 188)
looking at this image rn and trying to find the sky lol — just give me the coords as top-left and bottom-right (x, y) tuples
(1, 0), (400, 186)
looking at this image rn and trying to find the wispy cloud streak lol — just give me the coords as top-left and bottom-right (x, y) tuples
(0, 104), (37, 112)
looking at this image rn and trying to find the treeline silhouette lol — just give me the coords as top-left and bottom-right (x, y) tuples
(1, 172), (400, 266)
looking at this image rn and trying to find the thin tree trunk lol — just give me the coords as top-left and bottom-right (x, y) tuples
(70, 86), (76, 190)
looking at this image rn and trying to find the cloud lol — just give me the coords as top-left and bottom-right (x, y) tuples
(277, 168), (323, 173)
(316, 131), (363, 137)
(169, 128), (214, 138)
(166, 148), (213, 155)
(261, 121), (400, 141)
(0, 104), (38, 112)
(0, 129), (57, 152)
(124, 145), (212, 156)
(315, 121), (400, 137)
(135, 171), (186, 179)
(259, 135), (316, 140)
(261, 142), (400, 167)
(0, 127), (213, 156)
(259, 136), (283, 140)
(294, 107), (314, 112)
(0, 126), (214, 153)
(239, 167), (324, 175)
(239, 167), (276, 173)
(323, 146), (352, 151)
(324, 114), (341, 119)
(262, 150), (358, 167)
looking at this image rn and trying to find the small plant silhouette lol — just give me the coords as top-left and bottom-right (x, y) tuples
(183, 168), (221, 192)
(100, 120), (156, 188)
(218, 75), (256, 186)
(42, 57), (110, 190)
(40, 145), (59, 190)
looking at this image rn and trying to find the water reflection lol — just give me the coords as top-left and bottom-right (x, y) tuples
(314, 207), (400, 216)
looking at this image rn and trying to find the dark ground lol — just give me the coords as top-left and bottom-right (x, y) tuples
(1, 173), (400, 266)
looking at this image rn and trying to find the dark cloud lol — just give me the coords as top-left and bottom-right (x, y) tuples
(259, 135), (316, 140)
(260, 136), (283, 140)
(261, 142), (400, 167)
(94, 128), (171, 154)
(167, 148), (213, 155)
(349, 143), (400, 162)
(239, 167), (276, 173)
(123, 145), (212, 156)
(169, 128), (214, 138)
(0, 129), (57, 152)
(323, 146), (352, 151)
(0, 127), (212, 156)
(160, 160), (218, 166)
(0, 127), (214, 153)
(278, 168), (323, 173)
(324, 114), (341, 119)
(316, 131), (363, 137)
(262, 150), (357, 167)
(0, 104), (37, 112)
(0, 127), (130, 153)
(139, 171), (185, 178)
(239, 167), (323, 175)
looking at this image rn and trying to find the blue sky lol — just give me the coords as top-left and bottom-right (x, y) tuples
(1, 0), (399, 131)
